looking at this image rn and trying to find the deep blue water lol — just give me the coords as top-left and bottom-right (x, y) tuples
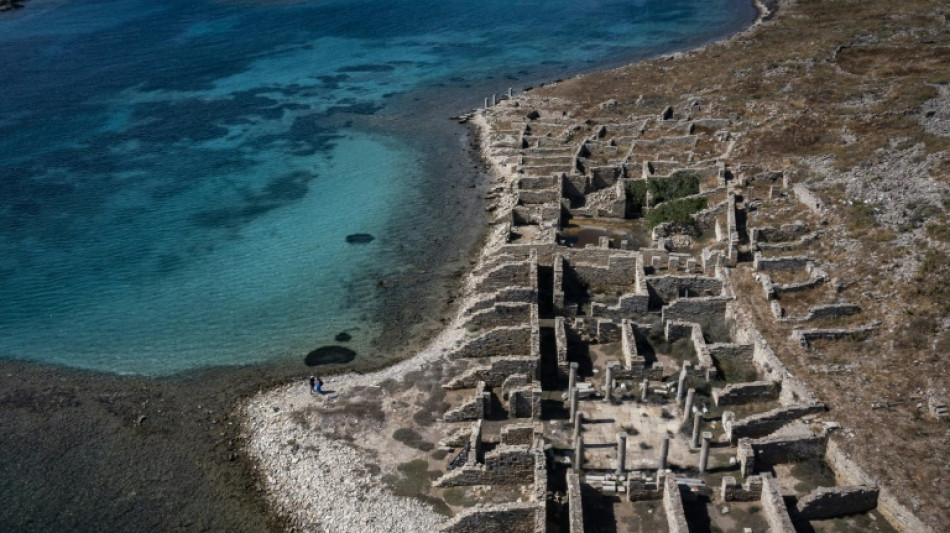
(0, 0), (756, 375)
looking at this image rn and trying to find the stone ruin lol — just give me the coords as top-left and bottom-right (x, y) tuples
(424, 94), (933, 532)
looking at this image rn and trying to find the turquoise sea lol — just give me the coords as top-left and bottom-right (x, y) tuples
(0, 0), (756, 375)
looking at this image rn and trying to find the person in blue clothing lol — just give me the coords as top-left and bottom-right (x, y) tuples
(309, 375), (325, 394)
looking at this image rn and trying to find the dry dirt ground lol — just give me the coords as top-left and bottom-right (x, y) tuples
(523, 0), (950, 529)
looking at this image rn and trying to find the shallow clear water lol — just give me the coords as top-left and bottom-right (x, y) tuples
(0, 0), (755, 375)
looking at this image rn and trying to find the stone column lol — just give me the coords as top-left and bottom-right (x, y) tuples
(676, 366), (687, 402)
(659, 435), (670, 470)
(699, 432), (712, 473)
(574, 436), (584, 469)
(491, 94), (496, 106)
(573, 412), (582, 442)
(691, 412), (702, 449)
(641, 378), (649, 402)
(616, 432), (628, 474)
(682, 387), (696, 419)
(605, 362), (615, 402)
(508, 87), (513, 98)
(484, 97), (489, 109)
(569, 386), (579, 424)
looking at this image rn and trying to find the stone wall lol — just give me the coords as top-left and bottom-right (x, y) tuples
(760, 472), (796, 533)
(796, 485), (879, 520)
(664, 320), (694, 343)
(465, 286), (536, 315)
(662, 297), (728, 334)
(612, 365), (664, 382)
(720, 475), (763, 502)
(689, 323), (717, 380)
(445, 356), (538, 390)
(570, 261), (636, 289)
(791, 325), (874, 350)
(509, 387), (535, 418)
(555, 317), (568, 376)
(591, 293), (650, 320)
(518, 188), (561, 205)
(531, 448), (547, 504)
(444, 381), (489, 422)
(517, 175), (560, 190)
(647, 275), (723, 303)
(751, 432), (827, 465)
(804, 303), (861, 320)
(756, 231), (822, 251)
(662, 476), (690, 533)
(566, 471), (584, 533)
(626, 477), (663, 501)
(751, 223), (809, 243)
(596, 319), (622, 344)
(553, 255), (566, 314)
(723, 403), (825, 443)
(467, 420), (483, 467)
(439, 502), (541, 533)
(824, 439), (936, 533)
(621, 320), (638, 366)
(502, 374), (530, 398)
(450, 326), (532, 359)
(707, 342), (754, 365)
(726, 192), (739, 265)
(753, 254), (812, 272)
(773, 275), (826, 294)
(513, 205), (542, 226)
(713, 381), (779, 406)
(531, 388), (542, 419)
(464, 302), (533, 331)
(729, 305), (817, 405)
(474, 261), (532, 294)
(590, 165), (623, 188)
(437, 444), (536, 488)
(792, 183), (823, 212)
(737, 438), (755, 478)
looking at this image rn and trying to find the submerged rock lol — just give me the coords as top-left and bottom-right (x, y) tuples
(334, 332), (352, 342)
(304, 346), (356, 366)
(345, 233), (375, 244)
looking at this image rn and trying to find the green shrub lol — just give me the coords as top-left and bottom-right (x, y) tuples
(648, 171), (701, 206)
(645, 197), (708, 228)
(625, 179), (648, 217)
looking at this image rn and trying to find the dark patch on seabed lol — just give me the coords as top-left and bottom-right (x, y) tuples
(304, 345), (357, 366)
(345, 233), (375, 244)
(191, 170), (318, 229)
(336, 63), (395, 73)
(0, 359), (300, 532)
